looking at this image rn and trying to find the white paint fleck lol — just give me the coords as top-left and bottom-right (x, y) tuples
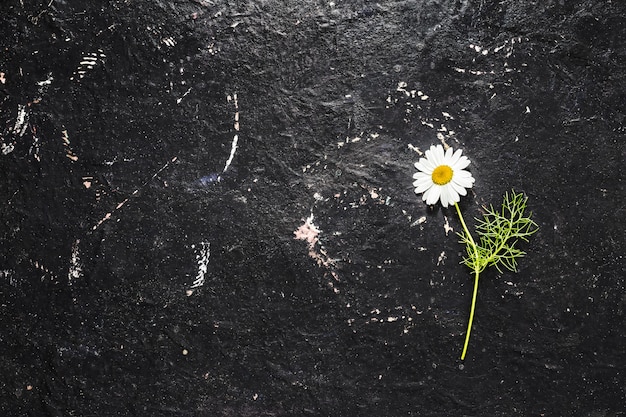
(443, 216), (453, 236)
(410, 216), (427, 227)
(36, 75), (53, 86)
(294, 213), (321, 246)
(437, 251), (446, 266)
(2, 143), (15, 155)
(295, 211), (341, 291)
(0, 270), (14, 286)
(207, 41), (220, 55)
(408, 144), (422, 155)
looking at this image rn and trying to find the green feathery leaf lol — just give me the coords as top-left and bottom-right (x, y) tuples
(458, 190), (538, 275)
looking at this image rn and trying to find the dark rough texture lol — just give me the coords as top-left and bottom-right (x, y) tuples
(1, 0), (624, 415)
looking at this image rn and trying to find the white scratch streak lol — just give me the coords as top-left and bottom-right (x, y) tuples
(92, 156), (177, 230)
(219, 93), (240, 179)
(68, 239), (82, 285)
(190, 242), (210, 289)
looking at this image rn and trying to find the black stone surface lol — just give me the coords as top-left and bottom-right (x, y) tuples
(1, 0), (624, 415)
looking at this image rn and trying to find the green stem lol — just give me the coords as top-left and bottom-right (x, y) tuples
(454, 202), (481, 361)
(454, 202), (476, 248)
(461, 269), (480, 360)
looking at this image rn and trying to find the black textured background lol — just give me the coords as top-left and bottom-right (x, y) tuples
(1, 1), (624, 415)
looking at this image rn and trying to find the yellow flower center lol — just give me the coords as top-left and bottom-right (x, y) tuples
(432, 165), (453, 185)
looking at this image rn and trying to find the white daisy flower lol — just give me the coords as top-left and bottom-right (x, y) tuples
(413, 144), (475, 207)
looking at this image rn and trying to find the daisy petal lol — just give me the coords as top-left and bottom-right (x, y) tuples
(453, 156), (471, 170)
(432, 145), (445, 166)
(413, 172), (430, 184)
(414, 184), (432, 194)
(440, 186), (450, 207)
(424, 186), (441, 205)
(447, 185), (461, 204)
(415, 159), (434, 173)
(413, 178), (433, 194)
(423, 147), (435, 166)
(453, 174), (475, 189)
(454, 169), (474, 180)
(450, 180), (468, 196)
(449, 148), (463, 166)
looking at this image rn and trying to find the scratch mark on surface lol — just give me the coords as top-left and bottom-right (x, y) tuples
(188, 241), (210, 292)
(30, 259), (57, 280)
(92, 156), (177, 230)
(68, 239), (82, 285)
(13, 104), (29, 137)
(162, 37), (176, 47)
(29, 125), (41, 162)
(176, 87), (192, 104)
(70, 50), (106, 81)
(62, 129), (78, 161)
(219, 93), (240, 180)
